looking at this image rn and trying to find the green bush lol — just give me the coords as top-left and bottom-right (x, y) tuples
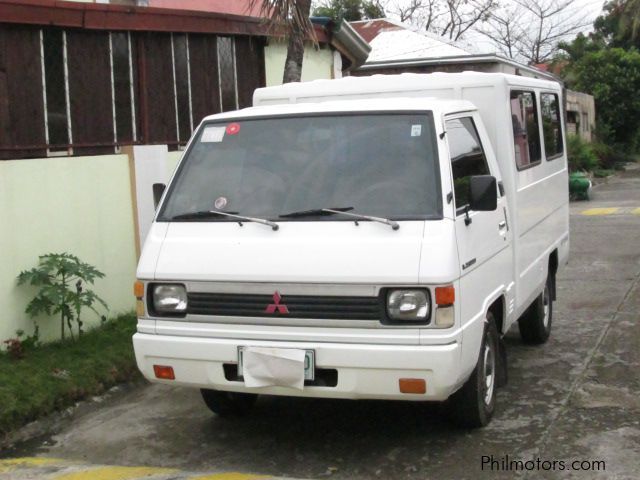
(591, 141), (633, 169)
(567, 134), (599, 172)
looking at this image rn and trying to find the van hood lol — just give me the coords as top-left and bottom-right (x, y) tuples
(146, 221), (427, 284)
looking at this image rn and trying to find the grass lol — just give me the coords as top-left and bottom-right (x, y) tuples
(0, 313), (141, 437)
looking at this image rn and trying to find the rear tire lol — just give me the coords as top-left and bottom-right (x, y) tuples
(518, 276), (553, 344)
(448, 313), (499, 428)
(200, 389), (257, 417)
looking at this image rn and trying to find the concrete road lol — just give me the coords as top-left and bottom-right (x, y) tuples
(3, 168), (640, 480)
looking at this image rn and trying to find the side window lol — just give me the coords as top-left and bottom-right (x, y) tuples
(541, 92), (563, 158)
(446, 117), (490, 213)
(510, 91), (542, 169)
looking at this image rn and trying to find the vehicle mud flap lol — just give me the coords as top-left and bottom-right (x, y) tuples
(496, 335), (508, 387)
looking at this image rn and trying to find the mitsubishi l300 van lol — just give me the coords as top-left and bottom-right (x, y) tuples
(133, 73), (569, 428)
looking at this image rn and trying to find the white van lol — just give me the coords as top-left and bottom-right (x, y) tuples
(133, 73), (569, 427)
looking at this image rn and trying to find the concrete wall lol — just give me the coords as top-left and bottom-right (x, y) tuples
(264, 40), (336, 86)
(0, 154), (138, 343)
(566, 89), (596, 142)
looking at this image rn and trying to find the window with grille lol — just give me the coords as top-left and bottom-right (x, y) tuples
(0, 24), (265, 159)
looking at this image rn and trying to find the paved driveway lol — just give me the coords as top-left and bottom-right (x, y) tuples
(3, 168), (640, 480)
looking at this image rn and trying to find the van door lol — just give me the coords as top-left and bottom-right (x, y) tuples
(445, 114), (513, 359)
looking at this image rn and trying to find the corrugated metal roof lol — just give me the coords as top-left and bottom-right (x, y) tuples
(368, 29), (472, 62)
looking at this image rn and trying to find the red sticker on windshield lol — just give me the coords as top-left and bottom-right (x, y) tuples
(226, 123), (241, 135)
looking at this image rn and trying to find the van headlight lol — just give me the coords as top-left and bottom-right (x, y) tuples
(152, 284), (188, 314)
(387, 289), (430, 321)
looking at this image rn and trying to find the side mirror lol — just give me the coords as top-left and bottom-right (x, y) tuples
(153, 183), (166, 210)
(469, 175), (497, 212)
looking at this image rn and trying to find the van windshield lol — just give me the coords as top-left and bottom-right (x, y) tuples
(158, 113), (442, 222)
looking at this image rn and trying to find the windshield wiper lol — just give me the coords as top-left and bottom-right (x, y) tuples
(322, 208), (400, 231)
(170, 210), (279, 231)
(279, 206), (399, 230)
(279, 206), (354, 218)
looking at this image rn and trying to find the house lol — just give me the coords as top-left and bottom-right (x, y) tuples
(264, 17), (370, 86)
(0, 0), (269, 342)
(98, 0), (371, 84)
(350, 19), (559, 81)
(565, 90), (595, 142)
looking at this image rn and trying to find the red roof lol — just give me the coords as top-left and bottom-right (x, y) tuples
(350, 19), (403, 43)
(148, 0), (263, 17)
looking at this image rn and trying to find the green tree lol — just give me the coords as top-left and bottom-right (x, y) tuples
(570, 48), (640, 149)
(313, 0), (385, 21)
(594, 0), (640, 48)
(557, 33), (606, 63)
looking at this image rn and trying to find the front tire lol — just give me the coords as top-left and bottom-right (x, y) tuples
(200, 389), (258, 417)
(448, 313), (499, 428)
(518, 276), (553, 344)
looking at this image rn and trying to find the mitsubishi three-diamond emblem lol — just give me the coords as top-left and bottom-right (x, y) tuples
(265, 291), (289, 314)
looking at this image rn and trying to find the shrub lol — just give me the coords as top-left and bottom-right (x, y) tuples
(3, 338), (24, 360)
(591, 141), (632, 170)
(567, 134), (599, 172)
(17, 253), (109, 341)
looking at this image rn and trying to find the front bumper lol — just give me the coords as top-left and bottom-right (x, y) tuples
(133, 333), (463, 401)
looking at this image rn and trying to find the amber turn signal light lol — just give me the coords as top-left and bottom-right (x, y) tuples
(153, 365), (175, 380)
(399, 378), (426, 394)
(435, 285), (455, 306)
(134, 281), (144, 299)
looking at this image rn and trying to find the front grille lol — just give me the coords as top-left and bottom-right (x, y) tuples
(187, 292), (381, 320)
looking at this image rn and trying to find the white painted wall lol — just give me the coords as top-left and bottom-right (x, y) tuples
(264, 40), (338, 86)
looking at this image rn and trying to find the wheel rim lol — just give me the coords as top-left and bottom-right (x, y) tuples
(542, 284), (551, 329)
(483, 339), (495, 406)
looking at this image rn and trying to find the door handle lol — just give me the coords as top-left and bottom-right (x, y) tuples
(498, 221), (507, 230)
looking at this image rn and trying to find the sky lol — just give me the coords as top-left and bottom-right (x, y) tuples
(378, 0), (607, 57)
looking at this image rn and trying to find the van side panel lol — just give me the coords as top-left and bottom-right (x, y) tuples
(511, 88), (569, 314)
(514, 159), (569, 306)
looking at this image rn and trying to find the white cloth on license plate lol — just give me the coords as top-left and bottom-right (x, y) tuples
(242, 347), (306, 390)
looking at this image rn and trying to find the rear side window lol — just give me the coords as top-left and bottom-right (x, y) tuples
(541, 93), (563, 158)
(510, 91), (542, 169)
(446, 117), (490, 213)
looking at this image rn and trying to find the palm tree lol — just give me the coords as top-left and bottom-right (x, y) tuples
(251, 0), (315, 83)
(621, 0), (640, 43)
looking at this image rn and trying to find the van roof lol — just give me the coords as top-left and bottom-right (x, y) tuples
(202, 97), (476, 122)
(253, 72), (562, 107)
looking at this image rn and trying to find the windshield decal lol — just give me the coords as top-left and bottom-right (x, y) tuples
(201, 126), (226, 143)
(411, 125), (422, 137)
(226, 123), (241, 135)
(214, 196), (228, 209)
